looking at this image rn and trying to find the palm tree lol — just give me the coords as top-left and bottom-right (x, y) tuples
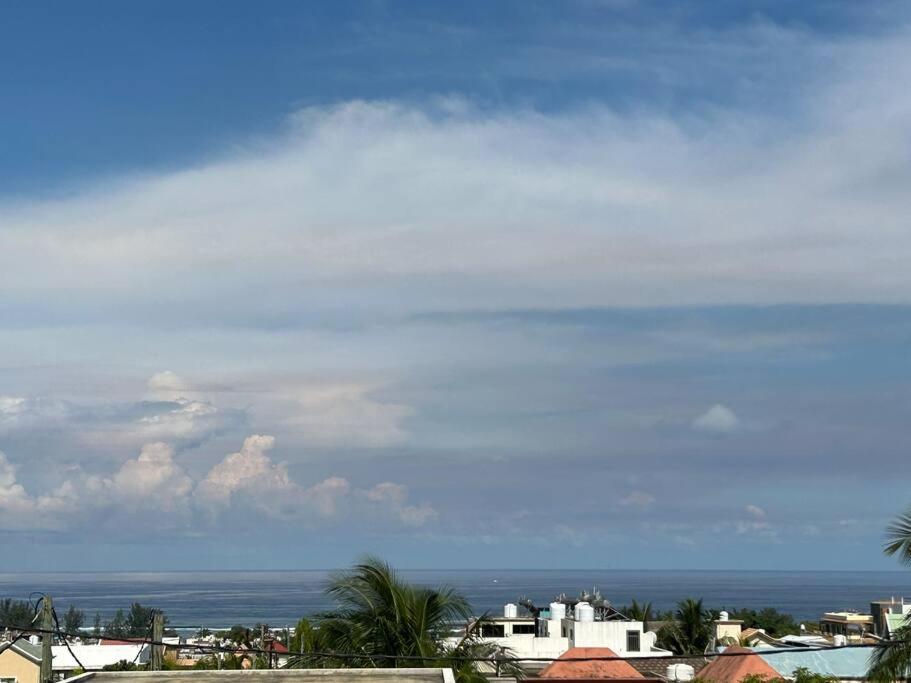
(625, 599), (654, 630)
(868, 508), (911, 681)
(290, 556), (520, 681)
(656, 598), (713, 655)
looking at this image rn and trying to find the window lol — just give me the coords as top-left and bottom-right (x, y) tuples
(512, 623), (536, 635)
(626, 630), (641, 652)
(481, 624), (505, 638)
(1, 677), (17, 683)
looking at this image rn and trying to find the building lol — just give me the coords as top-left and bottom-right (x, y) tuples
(536, 647), (651, 680)
(51, 644), (150, 677)
(712, 612), (743, 645)
(470, 601), (674, 665)
(697, 647), (781, 683)
(700, 645), (876, 682)
(870, 598), (911, 638)
(818, 612), (874, 640)
(0, 640), (42, 683)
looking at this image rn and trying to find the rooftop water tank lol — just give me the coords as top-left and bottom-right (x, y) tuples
(719, 610), (729, 621)
(550, 602), (567, 620)
(667, 664), (695, 682)
(504, 603), (518, 618)
(834, 635), (847, 647)
(576, 602), (594, 622)
(29, 635), (39, 646)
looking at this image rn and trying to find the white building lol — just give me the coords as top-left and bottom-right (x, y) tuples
(51, 643), (150, 676)
(467, 601), (673, 662)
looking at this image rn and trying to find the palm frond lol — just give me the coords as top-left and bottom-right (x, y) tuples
(884, 508), (911, 565)
(868, 625), (911, 682)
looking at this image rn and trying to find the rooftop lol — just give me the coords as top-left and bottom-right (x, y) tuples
(67, 671), (455, 683)
(538, 647), (643, 680)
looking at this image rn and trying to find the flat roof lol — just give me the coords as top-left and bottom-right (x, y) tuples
(67, 669), (455, 683)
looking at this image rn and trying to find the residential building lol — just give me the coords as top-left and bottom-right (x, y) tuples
(0, 640), (41, 683)
(536, 647), (655, 680)
(869, 598), (911, 638)
(700, 645), (876, 682)
(51, 644), (150, 677)
(468, 601), (673, 666)
(698, 647), (781, 683)
(712, 612), (743, 644)
(818, 612), (874, 640)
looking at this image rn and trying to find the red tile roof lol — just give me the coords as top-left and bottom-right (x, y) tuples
(697, 647), (782, 683)
(539, 648), (644, 679)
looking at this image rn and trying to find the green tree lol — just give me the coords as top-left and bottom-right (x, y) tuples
(93, 612), (102, 637)
(64, 604), (86, 634)
(301, 556), (521, 682)
(289, 617), (325, 656)
(126, 603), (155, 636)
(869, 507), (911, 681)
(790, 667), (837, 683)
(104, 609), (128, 638)
(728, 607), (799, 636)
(656, 598), (714, 655)
(0, 598), (34, 630)
(622, 599), (654, 630)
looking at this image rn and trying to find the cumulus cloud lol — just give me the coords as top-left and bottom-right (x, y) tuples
(692, 404), (740, 433)
(95, 442), (194, 513)
(0, 396), (70, 433)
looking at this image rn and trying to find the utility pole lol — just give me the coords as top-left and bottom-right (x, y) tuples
(150, 611), (164, 671)
(40, 596), (53, 683)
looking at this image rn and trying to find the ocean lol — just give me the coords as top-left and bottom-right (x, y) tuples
(2, 569), (910, 630)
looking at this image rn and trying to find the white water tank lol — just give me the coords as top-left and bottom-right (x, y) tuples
(504, 603), (518, 618)
(719, 610), (729, 621)
(834, 634), (847, 647)
(667, 664), (695, 681)
(29, 635), (39, 646)
(576, 602), (594, 622)
(550, 602), (567, 620)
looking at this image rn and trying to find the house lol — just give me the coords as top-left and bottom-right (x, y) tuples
(712, 612), (743, 645)
(0, 640), (42, 683)
(699, 645), (876, 682)
(51, 644), (150, 676)
(818, 612), (874, 640)
(263, 638), (290, 668)
(470, 601), (674, 665)
(536, 647), (652, 681)
(869, 598), (910, 638)
(697, 646), (782, 682)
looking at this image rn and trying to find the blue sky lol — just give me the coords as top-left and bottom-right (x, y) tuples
(2, 1), (911, 571)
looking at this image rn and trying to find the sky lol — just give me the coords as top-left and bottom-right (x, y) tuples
(2, 0), (911, 571)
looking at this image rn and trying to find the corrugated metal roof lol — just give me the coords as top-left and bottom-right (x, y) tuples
(758, 647), (874, 679)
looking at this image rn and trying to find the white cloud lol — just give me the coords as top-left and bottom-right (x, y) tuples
(745, 504), (766, 519)
(280, 383), (413, 448)
(195, 434), (291, 513)
(363, 482), (438, 526)
(98, 442), (194, 513)
(147, 371), (194, 400)
(618, 491), (656, 508)
(692, 404), (740, 433)
(4, 27), (911, 323)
